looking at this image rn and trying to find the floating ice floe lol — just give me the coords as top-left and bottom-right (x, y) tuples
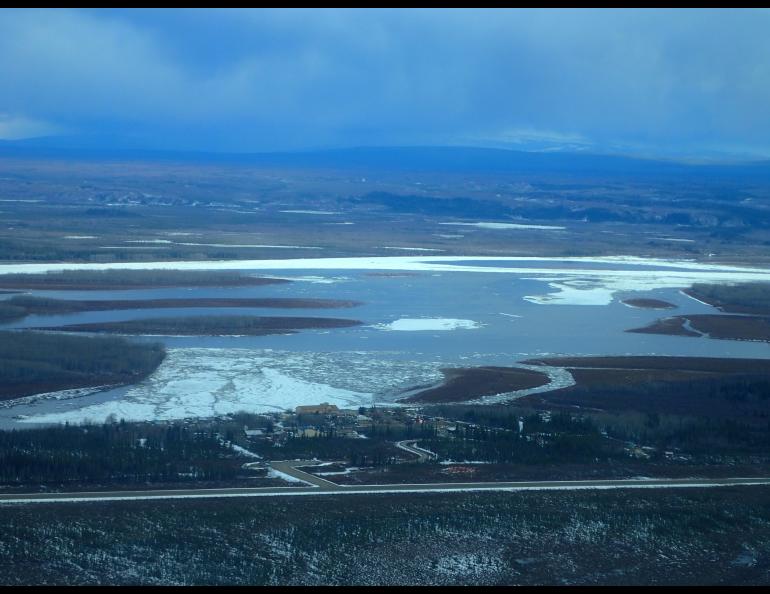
(375, 318), (482, 331)
(523, 281), (615, 306)
(20, 349), (371, 425)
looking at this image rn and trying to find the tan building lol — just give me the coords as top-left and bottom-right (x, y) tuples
(298, 428), (321, 438)
(295, 403), (340, 415)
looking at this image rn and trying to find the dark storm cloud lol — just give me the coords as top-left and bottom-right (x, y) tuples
(1, 8), (769, 156)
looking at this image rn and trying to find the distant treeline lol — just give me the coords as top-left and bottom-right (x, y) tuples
(0, 269), (289, 290)
(688, 282), (770, 314)
(38, 315), (362, 336)
(0, 422), (242, 486)
(0, 331), (165, 399)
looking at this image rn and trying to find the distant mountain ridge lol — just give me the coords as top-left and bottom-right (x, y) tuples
(0, 139), (768, 180)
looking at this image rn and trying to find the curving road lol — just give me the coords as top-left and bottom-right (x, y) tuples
(395, 440), (438, 462)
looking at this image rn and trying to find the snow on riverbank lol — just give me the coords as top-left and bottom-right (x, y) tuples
(467, 364), (576, 405)
(375, 318), (482, 331)
(0, 385), (120, 411)
(3, 254), (770, 275)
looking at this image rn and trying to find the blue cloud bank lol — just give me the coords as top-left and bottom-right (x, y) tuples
(1, 8), (769, 158)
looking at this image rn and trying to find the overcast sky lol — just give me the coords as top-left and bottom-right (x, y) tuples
(1, 8), (769, 158)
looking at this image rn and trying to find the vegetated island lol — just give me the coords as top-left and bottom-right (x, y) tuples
(520, 355), (770, 418)
(0, 302), (28, 322)
(685, 282), (770, 315)
(0, 295), (362, 322)
(0, 270), (290, 290)
(0, 331), (165, 401)
(621, 298), (676, 310)
(627, 282), (770, 342)
(35, 315), (363, 336)
(628, 314), (770, 342)
(400, 366), (550, 404)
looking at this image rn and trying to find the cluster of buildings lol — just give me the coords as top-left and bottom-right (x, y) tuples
(241, 403), (454, 445)
(242, 403), (373, 444)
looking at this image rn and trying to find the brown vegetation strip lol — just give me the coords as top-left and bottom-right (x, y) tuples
(401, 366), (550, 404)
(13, 297), (362, 314)
(523, 355), (770, 374)
(684, 285), (770, 316)
(628, 314), (770, 343)
(0, 275), (289, 290)
(626, 316), (701, 337)
(621, 298), (676, 310)
(518, 355), (770, 418)
(36, 315), (363, 336)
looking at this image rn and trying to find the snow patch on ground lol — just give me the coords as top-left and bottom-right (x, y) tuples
(266, 468), (313, 485)
(279, 210), (340, 215)
(100, 246), (170, 250)
(380, 246), (445, 252)
(439, 222), (566, 230)
(125, 239), (173, 244)
(374, 318), (482, 331)
(227, 443), (262, 459)
(176, 242), (323, 249)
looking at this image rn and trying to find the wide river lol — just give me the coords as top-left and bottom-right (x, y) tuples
(1, 256), (768, 427)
